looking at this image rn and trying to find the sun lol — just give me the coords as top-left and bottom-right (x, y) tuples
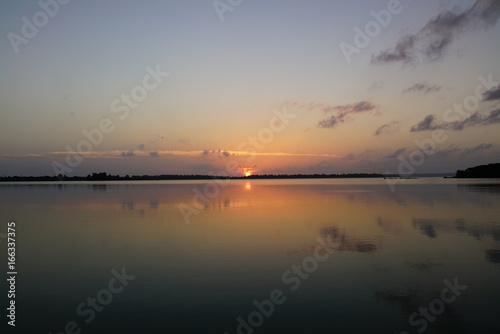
(245, 171), (252, 177)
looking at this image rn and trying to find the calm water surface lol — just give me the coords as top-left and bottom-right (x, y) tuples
(1, 178), (499, 333)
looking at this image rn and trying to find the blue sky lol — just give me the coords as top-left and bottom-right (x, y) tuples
(0, 0), (499, 176)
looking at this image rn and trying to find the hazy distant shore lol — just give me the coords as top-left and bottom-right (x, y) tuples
(0, 172), (458, 182)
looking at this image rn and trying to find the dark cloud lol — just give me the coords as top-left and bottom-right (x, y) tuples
(384, 147), (406, 159)
(403, 83), (442, 94)
(318, 115), (342, 129)
(483, 85), (500, 101)
(410, 114), (438, 132)
(372, 0), (500, 65)
(410, 110), (500, 131)
(287, 101), (377, 114)
(121, 150), (135, 157)
(149, 151), (159, 158)
(318, 101), (378, 129)
(374, 121), (400, 136)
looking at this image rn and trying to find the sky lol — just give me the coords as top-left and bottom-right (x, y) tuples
(0, 0), (499, 176)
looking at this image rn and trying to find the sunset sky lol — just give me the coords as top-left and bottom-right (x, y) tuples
(1, 0), (499, 176)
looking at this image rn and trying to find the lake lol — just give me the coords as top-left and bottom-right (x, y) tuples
(1, 178), (499, 333)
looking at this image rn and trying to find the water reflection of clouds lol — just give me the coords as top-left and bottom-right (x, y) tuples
(485, 250), (500, 264)
(458, 183), (500, 194)
(412, 218), (500, 241)
(376, 217), (403, 235)
(319, 226), (382, 254)
(282, 225), (383, 257)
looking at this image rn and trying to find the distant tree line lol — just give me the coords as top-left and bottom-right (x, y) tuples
(455, 163), (500, 178)
(0, 172), (388, 182)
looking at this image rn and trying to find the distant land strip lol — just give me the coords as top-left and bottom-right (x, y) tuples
(0, 172), (394, 182)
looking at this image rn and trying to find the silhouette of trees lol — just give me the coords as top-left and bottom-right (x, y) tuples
(455, 163), (500, 178)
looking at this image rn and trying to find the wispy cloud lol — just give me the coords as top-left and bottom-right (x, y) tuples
(483, 85), (500, 101)
(372, 0), (500, 65)
(342, 149), (376, 162)
(318, 101), (379, 129)
(463, 143), (494, 155)
(432, 146), (462, 159)
(403, 83), (442, 94)
(431, 143), (494, 159)
(384, 147), (406, 159)
(374, 121), (400, 136)
(410, 110), (500, 131)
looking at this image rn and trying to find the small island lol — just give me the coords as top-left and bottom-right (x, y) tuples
(455, 163), (500, 178)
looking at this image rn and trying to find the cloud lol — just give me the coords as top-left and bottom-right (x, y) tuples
(286, 100), (377, 114)
(342, 149), (376, 162)
(318, 101), (379, 129)
(410, 114), (437, 132)
(200, 149), (234, 161)
(372, 0), (500, 65)
(431, 143), (493, 159)
(137, 144), (145, 150)
(149, 151), (159, 158)
(431, 146), (461, 159)
(463, 143), (494, 155)
(410, 109), (500, 131)
(384, 147), (406, 159)
(121, 150), (135, 157)
(344, 153), (355, 161)
(483, 85), (500, 101)
(403, 83), (442, 94)
(374, 121), (400, 136)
